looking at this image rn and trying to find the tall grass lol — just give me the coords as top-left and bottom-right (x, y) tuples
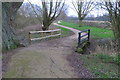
(80, 53), (119, 78)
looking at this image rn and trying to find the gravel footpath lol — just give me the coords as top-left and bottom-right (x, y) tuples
(3, 23), (93, 78)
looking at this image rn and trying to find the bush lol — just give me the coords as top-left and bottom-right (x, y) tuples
(76, 48), (83, 53)
(75, 41), (90, 54)
(114, 54), (120, 65)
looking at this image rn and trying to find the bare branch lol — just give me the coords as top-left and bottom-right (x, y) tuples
(28, 0), (42, 24)
(71, 0), (95, 26)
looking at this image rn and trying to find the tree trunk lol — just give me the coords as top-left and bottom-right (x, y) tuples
(42, 26), (49, 31)
(42, 19), (51, 31)
(42, 22), (49, 31)
(2, 2), (23, 51)
(79, 20), (83, 27)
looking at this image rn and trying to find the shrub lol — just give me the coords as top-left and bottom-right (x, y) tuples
(114, 54), (120, 65)
(94, 53), (119, 65)
(76, 48), (83, 53)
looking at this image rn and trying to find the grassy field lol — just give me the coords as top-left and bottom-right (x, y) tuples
(80, 53), (119, 78)
(58, 21), (114, 39)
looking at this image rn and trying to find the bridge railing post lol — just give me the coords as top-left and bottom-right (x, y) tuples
(78, 32), (81, 48)
(88, 29), (90, 41)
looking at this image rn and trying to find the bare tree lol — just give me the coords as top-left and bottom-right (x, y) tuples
(72, 0), (95, 26)
(57, 9), (67, 20)
(18, 3), (42, 17)
(57, 4), (68, 20)
(103, 1), (120, 52)
(99, 0), (120, 52)
(29, 0), (65, 30)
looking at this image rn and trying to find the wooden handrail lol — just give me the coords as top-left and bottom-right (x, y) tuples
(79, 29), (90, 33)
(29, 29), (61, 44)
(29, 29), (61, 34)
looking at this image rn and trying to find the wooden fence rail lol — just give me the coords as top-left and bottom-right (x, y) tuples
(29, 29), (61, 44)
(78, 29), (90, 48)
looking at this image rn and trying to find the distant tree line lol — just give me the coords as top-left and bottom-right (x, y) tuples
(85, 15), (110, 21)
(66, 14), (110, 21)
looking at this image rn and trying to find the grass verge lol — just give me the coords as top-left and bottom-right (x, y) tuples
(58, 26), (74, 37)
(80, 53), (119, 78)
(58, 21), (114, 39)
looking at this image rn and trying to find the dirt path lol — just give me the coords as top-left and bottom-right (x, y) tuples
(3, 23), (92, 78)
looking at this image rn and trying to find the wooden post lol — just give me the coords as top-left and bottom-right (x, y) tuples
(60, 29), (61, 38)
(29, 32), (31, 44)
(44, 32), (46, 40)
(41, 32), (43, 37)
(88, 29), (90, 41)
(78, 32), (81, 48)
(51, 31), (52, 39)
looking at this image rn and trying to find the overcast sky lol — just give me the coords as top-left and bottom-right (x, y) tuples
(24, 0), (108, 17)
